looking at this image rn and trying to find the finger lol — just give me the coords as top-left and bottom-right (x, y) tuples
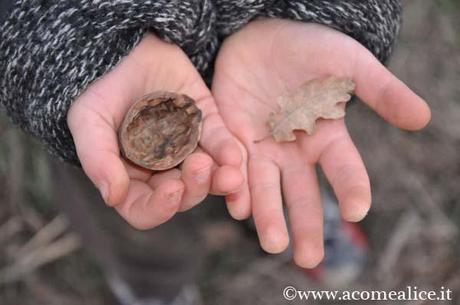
(249, 155), (289, 253)
(354, 48), (431, 130)
(68, 103), (129, 207)
(115, 177), (184, 230)
(282, 164), (324, 268)
(225, 186), (251, 220)
(200, 111), (242, 167)
(147, 168), (182, 188)
(184, 80), (243, 168)
(318, 131), (371, 222)
(179, 152), (213, 212)
(123, 159), (152, 181)
(211, 165), (244, 196)
(180, 146), (242, 197)
(224, 143), (251, 220)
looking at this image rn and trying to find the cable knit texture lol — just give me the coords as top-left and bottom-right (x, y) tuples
(0, 0), (402, 164)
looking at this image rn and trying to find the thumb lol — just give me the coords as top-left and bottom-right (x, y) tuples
(353, 46), (431, 130)
(68, 96), (129, 206)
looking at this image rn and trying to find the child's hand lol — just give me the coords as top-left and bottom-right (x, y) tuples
(212, 19), (431, 267)
(67, 33), (243, 230)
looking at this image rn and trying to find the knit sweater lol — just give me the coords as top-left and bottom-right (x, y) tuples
(0, 0), (402, 164)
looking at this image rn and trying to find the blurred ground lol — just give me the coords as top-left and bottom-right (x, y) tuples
(0, 1), (459, 304)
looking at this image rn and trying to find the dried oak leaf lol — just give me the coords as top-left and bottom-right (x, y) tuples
(119, 92), (202, 171)
(268, 77), (355, 142)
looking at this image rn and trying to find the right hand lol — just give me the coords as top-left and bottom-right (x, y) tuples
(67, 33), (244, 230)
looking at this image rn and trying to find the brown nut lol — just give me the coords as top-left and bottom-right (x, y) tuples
(119, 92), (202, 171)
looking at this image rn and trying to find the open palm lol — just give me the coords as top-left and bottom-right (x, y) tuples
(212, 19), (431, 267)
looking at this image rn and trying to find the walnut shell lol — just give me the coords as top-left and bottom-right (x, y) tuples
(119, 92), (202, 171)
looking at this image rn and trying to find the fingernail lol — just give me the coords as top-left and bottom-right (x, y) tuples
(345, 205), (370, 222)
(357, 206), (370, 221)
(98, 181), (110, 202)
(294, 246), (324, 269)
(263, 227), (288, 254)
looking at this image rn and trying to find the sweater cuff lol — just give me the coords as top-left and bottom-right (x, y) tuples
(0, 0), (217, 164)
(264, 0), (402, 63)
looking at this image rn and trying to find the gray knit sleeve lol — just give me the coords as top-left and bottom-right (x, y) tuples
(0, 0), (218, 164)
(0, 0), (401, 165)
(215, 0), (402, 63)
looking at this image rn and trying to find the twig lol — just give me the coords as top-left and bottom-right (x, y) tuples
(387, 154), (458, 238)
(16, 215), (69, 257)
(0, 217), (22, 245)
(400, 166), (458, 238)
(377, 210), (421, 286)
(0, 233), (81, 284)
(19, 205), (46, 232)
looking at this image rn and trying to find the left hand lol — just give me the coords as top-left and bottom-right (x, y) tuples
(212, 19), (431, 268)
